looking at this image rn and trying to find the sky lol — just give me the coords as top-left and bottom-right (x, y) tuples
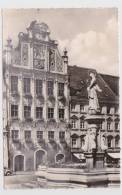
(2, 8), (118, 76)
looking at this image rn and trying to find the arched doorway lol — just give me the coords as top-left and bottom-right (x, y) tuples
(14, 155), (24, 172)
(35, 150), (46, 170)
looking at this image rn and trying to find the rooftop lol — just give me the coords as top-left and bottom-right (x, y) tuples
(68, 65), (119, 103)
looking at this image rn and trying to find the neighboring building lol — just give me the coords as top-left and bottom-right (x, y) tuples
(3, 21), (120, 172)
(3, 21), (71, 171)
(68, 66), (120, 163)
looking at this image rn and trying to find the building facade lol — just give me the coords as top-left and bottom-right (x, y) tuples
(3, 21), (71, 171)
(3, 21), (120, 172)
(68, 66), (120, 163)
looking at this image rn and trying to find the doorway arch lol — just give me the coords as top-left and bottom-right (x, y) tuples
(34, 149), (46, 170)
(14, 155), (24, 172)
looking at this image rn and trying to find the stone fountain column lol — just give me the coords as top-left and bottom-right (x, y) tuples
(82, 71), (106, 170)
(84, 113), (105, 169)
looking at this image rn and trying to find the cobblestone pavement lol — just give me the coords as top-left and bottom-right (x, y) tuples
(4, 172), (42, 189)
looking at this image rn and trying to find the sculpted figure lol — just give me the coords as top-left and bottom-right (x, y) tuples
(87, 71), (102, 113)
(82, 127), (96, 152)
(100, 136), (107, 150)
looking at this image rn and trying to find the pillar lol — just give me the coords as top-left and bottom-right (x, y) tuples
(3, 131), (9, 168)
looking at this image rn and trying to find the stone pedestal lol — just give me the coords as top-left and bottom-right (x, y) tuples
(94, 152), (105, 169)
(84, 152), (94, 169)
(84, 114), (105, 170)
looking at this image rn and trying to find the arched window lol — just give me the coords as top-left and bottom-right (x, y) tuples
(107, 117), (112, 130)
(71, 115), (78, 129)
(80, 115), (85, 129)
(107, 136), (113, 148)
(71, 134), (78, 148)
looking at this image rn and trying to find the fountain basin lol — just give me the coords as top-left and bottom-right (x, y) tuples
(35, 166), (120, 188)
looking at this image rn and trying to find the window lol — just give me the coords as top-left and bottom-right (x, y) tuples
(24, 106), (31, 119)
(36, 79), (42, 95)
(48, 108), (54, 119)
(11, 105), (18, 118)
(80, 105), (85, 112)
(81, 137), (85, 148)
(11, 76), (18, 94)
(107, 137), (112, 148)
(37, 131), (43, 140)
(25, 131), (31, 141)
(59, 131), (65, 140)
(115, 106), (119, 114)
(80, 120), (85, 129)
(99, 121), (103, 130)
(23, 78), (30, 94)
(115, 122), (119, 130)
(47, 81), (54, 96)
(71, 119), (76, 129)
(115, 136), (120, 147)
(107, 107), (110, 114)
(71, 104), (75, 111)
(48, 131), (54, 140)
(59, 109), (64, 119)
(107, 122), (111, 130)
(58, 83), (64, 96)
(36, 107), (43, 119)
(72, 138), (77, 148)
(12, 130), (19, 140)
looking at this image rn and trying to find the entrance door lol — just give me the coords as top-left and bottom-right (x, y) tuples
(35, 150), (45, 169)
(14, 155), (24, 171)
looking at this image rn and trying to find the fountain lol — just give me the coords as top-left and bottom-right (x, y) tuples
(36, 71), (120, 187)
(83, 71), (106, 169)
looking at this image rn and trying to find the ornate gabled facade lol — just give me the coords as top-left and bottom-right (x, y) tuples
(3, 21), (70, 171)
(68, 66), (120, 163)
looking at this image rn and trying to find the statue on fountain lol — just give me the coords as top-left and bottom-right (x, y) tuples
(82, 71), (102, 152)
(87, 71), (102, 114)
(82, 124), (97, 152)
